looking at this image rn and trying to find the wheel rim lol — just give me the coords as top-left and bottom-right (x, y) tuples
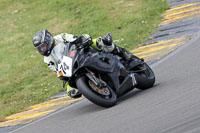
(88, 80), (110, 96)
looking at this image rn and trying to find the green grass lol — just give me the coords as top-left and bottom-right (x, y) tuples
(0, 0), (168, 121)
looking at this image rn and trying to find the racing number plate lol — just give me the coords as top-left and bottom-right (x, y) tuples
(58, 56), (73, 77)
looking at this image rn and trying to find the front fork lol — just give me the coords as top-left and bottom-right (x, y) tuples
(85, 68), (107, 89)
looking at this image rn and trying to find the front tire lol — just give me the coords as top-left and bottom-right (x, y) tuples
(76, 76), (117, 107)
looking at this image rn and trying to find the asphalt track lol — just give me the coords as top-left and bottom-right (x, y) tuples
(10, 33), (200, 133)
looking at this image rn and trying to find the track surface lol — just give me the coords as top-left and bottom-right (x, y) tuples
(11, 35), (200, 133)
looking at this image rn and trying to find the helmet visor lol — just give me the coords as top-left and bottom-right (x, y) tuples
(36, 43), (48, 55)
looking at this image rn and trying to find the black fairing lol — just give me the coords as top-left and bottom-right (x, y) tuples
(62, 43), (142, 96)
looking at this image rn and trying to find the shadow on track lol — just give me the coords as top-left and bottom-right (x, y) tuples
(117, 83), (160, 104)
(76, 83), (160, 111)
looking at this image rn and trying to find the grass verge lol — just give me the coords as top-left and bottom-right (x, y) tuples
(0, 0), (168, 121)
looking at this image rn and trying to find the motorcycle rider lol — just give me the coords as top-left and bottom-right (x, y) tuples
(33, 30), (136, 98)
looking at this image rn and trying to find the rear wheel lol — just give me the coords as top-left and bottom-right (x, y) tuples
(135, 63), (155, 90)
(76, 76), (117, 107)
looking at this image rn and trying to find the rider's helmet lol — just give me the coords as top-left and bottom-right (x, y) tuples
(33, 30), (55, 56)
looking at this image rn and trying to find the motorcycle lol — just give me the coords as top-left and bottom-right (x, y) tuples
(57, 42), (155, 107)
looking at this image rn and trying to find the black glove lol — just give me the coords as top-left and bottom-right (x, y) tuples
(72, 34), (93, 49)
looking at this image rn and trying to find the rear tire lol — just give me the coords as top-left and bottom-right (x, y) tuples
(76, 76), (117, 107)
(135, 63), (155, 90)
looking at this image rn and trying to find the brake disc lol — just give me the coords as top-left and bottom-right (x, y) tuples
(88, 80), (110, 96)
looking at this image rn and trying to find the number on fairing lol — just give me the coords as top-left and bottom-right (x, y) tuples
(59, 56), (73, 77)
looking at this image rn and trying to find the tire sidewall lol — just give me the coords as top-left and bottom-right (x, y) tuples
(136, 63), (155, 90)
(76, 76), (117, 107)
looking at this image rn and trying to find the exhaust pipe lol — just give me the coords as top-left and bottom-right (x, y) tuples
(118, 73), (137, 97)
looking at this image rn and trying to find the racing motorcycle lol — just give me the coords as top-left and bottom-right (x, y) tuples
(58, 42), (155, 108)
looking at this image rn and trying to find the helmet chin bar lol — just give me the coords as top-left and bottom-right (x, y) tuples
(38, 41), (55, 56)
(40, 43), (48, 52)
(46, 50), (51, 56)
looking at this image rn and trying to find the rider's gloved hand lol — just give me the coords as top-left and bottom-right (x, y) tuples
(73, 34), (93, 49)
(81, 34), (93, 47)
(48, 61), (57, 72)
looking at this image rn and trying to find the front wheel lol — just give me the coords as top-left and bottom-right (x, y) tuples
(135, 63), (155, 90)
(76, 76), (117, 107)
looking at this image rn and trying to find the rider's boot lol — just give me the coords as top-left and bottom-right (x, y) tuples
(101, 32), (135, 62)
(68, 87), (82, 98)
(101, 33), (139, 91)
(65, 83), (82, 98)
(112, 45), (134, 62)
